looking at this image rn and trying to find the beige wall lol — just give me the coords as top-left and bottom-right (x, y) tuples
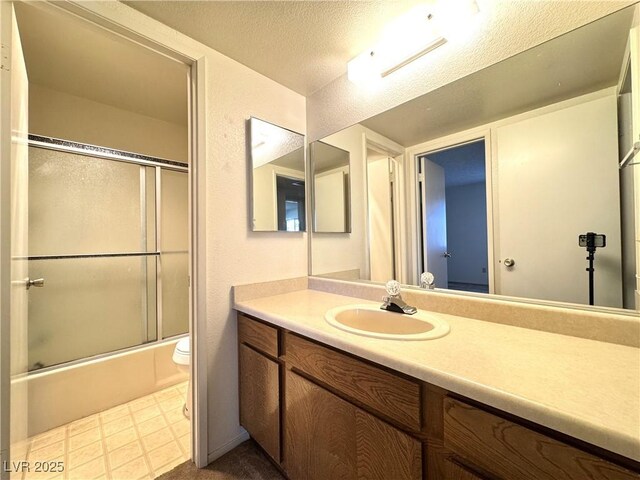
(29, 84), (188, 162)
(306, 1), (633, 141)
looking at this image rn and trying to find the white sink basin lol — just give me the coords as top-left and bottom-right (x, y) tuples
(325, 304), (450, 340)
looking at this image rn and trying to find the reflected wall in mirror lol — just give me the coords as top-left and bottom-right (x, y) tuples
(311, 141), (351, 233)
(250, 117), (306, 232)
(310, 5), (639, 312)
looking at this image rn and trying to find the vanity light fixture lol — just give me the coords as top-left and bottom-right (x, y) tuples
(347, 0), (479, 86)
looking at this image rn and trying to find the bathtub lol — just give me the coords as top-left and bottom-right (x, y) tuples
(13, 337), (189, 437)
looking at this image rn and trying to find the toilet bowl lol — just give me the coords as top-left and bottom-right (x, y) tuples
(172, 337), (191, 418)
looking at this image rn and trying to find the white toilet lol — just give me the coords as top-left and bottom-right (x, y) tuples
(172, 337), (191, 418)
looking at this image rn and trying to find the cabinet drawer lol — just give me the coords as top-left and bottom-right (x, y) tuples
(238, 313), (278, 357)
(285, 333), (421, 431)
(443, 397), (639, 480)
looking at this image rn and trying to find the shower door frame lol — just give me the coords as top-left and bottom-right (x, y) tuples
(0, 0), (210, 471)
(26, 134), (189, 370)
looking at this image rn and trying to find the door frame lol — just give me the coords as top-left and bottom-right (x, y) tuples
(405, 127), (495, 293)
(364, 137), (406, 283)
(0, 0), (210, 469)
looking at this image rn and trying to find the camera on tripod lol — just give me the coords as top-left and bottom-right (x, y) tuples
(578, 232), (606, 306)
(578, 232), (606, 251)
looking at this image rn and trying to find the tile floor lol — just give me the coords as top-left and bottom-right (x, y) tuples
(13, 382), (190, 480)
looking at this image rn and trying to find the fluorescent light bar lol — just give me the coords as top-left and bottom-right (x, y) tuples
(347, 1), (479, 86)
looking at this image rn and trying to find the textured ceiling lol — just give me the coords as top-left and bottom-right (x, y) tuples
(122, 0), (425, 96)
(359, 5), (634, 147)
(15, 2), (188, 125)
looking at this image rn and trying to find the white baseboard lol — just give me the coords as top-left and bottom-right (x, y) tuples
(206, 429), (250, 464)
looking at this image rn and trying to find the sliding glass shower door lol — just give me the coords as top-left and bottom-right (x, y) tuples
(26, 139), (188, 371)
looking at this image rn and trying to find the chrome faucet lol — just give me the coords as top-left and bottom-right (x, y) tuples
(420, 272), (435, 290)
(380, 280), (417, 315)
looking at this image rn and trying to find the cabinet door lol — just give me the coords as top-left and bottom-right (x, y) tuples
(285, 370), (422, 480)
(239, 344), (280, 462)
(356, 408), (422, 480)
(285, 370), (357, 479)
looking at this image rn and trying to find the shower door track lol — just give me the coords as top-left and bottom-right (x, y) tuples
(25, 134), (190, 373)
(27, 134), (189, 172)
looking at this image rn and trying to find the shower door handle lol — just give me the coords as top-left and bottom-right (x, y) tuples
(26, 278), (45, 290)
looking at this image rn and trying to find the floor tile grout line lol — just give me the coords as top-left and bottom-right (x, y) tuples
(97, 410), (112, 480)
(142, 385), (189, 476)
(140, 388), (174, 476)
(127, 401), (155, 479)
(63, 424), (69, 480)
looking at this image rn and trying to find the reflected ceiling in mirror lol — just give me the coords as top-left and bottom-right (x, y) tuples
(311, 141), (351, 233)
(309, 5), (639, 314)
(250, 117), (306, 232)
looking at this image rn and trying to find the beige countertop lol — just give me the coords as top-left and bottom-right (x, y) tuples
(235, 288), (640, 462)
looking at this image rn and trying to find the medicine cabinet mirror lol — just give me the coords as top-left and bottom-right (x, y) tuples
(250, 117), (306, 232)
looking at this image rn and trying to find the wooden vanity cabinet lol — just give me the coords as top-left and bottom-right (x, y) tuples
(237, 312), (640, 480)
(238, 314), (281, 463)
(284, 357), (422, 480)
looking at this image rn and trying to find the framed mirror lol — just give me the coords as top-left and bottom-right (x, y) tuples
(311, 141), (351, 233)
(249, 117), (306, 232)
(309, 5), (639, 314)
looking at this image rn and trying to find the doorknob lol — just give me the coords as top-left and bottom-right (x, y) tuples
(26, 278), (45, 290)
(503, 258), (515, 267)
(443, 252), (452, 258)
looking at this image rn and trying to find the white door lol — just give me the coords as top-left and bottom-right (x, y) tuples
(494, 95), (621, 307)
(0, 1), (30, 470)
(421, 158), (448, 288)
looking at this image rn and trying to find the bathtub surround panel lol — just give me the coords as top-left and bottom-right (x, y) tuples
(19, 339), (187, 437)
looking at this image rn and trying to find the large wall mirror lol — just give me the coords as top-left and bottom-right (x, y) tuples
(310, 5), (640, 313)
(250, 117), (306, 232)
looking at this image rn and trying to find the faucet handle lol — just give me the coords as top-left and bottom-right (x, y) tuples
(420, 272), (435, 288)
(385, 280), (401, 297)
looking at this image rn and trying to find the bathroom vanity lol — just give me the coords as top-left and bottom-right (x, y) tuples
(234, 285), (640, 480)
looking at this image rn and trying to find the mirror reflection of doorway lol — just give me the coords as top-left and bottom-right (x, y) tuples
(276, 175), (306, 232)
(367, 149), (397, 282)
(419, 140), (489, 293)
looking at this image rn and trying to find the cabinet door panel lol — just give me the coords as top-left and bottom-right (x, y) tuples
(239, 344), (280, 462)
(356, 409), (422, 480)
(285, 370), (357, 480)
